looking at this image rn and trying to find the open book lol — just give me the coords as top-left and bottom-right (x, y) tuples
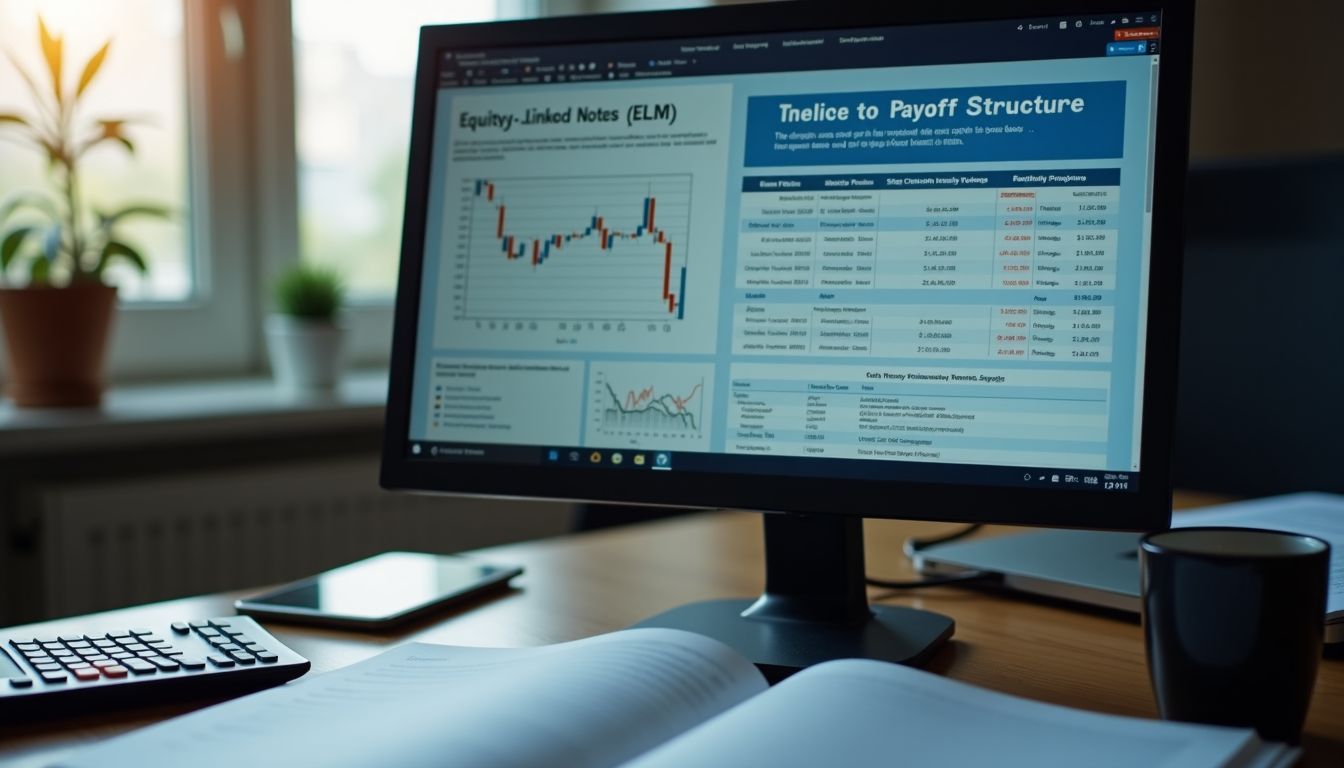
(62, 629), (1294, 768)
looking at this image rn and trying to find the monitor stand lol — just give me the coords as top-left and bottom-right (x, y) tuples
(632, 513), (954, 682)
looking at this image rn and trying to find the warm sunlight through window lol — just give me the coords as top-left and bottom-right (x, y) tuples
(0, 0), (189, 300)
(293, 0), (499, 299)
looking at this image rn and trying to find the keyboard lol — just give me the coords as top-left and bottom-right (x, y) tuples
(0, 616), (309, 719)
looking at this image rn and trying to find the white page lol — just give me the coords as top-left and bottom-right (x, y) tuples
(629, 659), (1278, 768)
(1174, 492), (1344, 615)
(59, 628), (767, 768)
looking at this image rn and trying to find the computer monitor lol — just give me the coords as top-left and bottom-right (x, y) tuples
(382, 0), (1194, 677)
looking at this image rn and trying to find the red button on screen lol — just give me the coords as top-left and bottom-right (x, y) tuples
(1115, 27), (1160, 41)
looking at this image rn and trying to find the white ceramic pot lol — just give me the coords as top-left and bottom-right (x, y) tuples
(264, 315), (346, 395)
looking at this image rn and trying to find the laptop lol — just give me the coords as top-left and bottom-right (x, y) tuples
(916, 156), (1344, 643)
(915, 493), (1344, 642)
(915, 529), (1143, 611)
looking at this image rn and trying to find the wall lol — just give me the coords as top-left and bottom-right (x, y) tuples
(3, 453), (572, 625)
(1190, 0), (1344, 159)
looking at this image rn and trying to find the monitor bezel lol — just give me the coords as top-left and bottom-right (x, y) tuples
(381, 0), (1194, 532)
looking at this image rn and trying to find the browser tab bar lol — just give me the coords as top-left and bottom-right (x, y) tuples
(438, 12), (1166, 88)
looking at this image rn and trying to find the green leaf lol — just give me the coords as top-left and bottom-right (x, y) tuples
(29, 253), (50, 284)
(96, 118), (126, 136)
(37, 16), (63, 107)
(0, 226), (34, 271)
(98, 239), (146, 275)
(100, 203), (170, 227)
(43, 139), (63, 170)
(3, 48), (51, 115)
(105, 201), (170, 219)
(78, 119), (140, 158)
(0, 113), (55, 160)
(0, 191), (59, 226)
(75, 41), (109, 99)
(40, 224), (61, 263)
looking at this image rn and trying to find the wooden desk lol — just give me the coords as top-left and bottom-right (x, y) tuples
(4, 494), (1342, 766)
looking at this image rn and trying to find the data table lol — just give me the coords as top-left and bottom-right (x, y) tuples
(732, 170), (1120, 363)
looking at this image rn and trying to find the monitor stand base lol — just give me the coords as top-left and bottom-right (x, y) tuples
(633, 598), (953, 683)
(631, 513), (954, 683)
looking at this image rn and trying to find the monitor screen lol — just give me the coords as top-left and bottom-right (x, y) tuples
(386, 3), (1189, 527)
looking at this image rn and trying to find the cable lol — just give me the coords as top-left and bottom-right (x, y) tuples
(865, 523), (991, 590)
(866, 569), (998, 590)
(902, 523), (984, 556)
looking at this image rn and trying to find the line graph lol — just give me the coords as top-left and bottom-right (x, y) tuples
(603, 380), (703, 433)
(459, 175), (692, 321)
(586, 361), (713, 450)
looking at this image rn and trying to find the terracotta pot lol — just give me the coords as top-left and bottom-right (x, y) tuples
(0, 283), (117, 408)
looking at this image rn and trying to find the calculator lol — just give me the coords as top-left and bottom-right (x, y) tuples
(0, 616), (309, 719)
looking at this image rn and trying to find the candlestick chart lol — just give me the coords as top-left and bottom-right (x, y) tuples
(459, 175), (693, 322)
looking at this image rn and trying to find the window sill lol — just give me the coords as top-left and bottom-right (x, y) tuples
(0, 369), (388, 458)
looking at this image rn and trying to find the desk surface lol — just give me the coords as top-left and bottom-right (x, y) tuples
(3, 492), (1341, 766)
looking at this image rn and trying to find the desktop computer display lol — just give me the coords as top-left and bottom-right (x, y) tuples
(382, 1), (1195, 675)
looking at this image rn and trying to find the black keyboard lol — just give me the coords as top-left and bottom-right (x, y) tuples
(0, 616), (309, 719)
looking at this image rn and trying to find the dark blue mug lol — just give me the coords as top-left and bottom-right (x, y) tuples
(1140, 527), (1329, 744)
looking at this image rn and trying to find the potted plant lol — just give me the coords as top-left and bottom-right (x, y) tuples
(266, 264), (347, 395)
(0, 18), (167, 407)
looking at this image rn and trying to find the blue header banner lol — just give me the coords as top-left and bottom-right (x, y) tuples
(744, 81), (1126, 167)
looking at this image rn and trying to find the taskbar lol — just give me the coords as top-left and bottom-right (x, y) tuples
(405, 440), (1138, 493)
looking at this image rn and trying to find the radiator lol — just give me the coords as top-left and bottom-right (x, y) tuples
(35, 456), (572, 619)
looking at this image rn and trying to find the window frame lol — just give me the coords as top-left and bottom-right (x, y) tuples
(1, 0), (543, 384)
(261, 0), (544, 369)
(0, 0), (257, 380)
(250, 0), (436, 370)
(278, 1), (529, 368)
(110, 0), (257, 378)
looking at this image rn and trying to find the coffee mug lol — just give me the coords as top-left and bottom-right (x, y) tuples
(1140, 527), (1329, 744)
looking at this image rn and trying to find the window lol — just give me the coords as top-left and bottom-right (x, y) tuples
(292, 0), (500, 299)
(0, 0), (259, 378)
(0, 0), (189, 300)
(5, 1), (685, 381)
